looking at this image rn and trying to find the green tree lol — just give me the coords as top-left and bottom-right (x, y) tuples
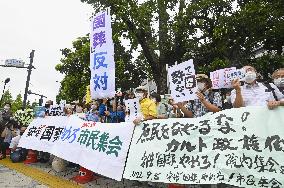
(56, 35), (147, 103)
(0, 90), (13, 108)
(81, 0), (284, 93)
(11, 94), (23, 113)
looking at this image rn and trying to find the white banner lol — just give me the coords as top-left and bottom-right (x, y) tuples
(90, 8), (115, 99)
(19, 115), (134, 181)
(124, 107), (284, 187)
(168, 60), (197, 102)
(210, 67), (236, 89)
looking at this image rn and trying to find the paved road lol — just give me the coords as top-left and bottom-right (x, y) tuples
(0, 165), (47, 188)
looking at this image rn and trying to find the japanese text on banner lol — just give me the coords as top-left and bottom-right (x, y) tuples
(90, 8), (115, 99)
(123, 107), (284, 188)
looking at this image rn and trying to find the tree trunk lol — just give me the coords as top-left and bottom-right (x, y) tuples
(154, 63), (168, 94)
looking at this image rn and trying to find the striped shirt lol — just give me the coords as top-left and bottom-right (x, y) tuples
(231, 82), (283, 107)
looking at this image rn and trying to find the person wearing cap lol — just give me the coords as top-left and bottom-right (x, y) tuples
(177, 74), (222, 118)
(231, 65), (284, 109)
(133, 86), (157, 125)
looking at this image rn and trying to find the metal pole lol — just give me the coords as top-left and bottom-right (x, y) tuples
(0, 83), (7, 106)
(22, 50), (35, 110)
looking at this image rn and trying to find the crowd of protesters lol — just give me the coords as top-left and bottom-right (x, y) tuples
(0, 65), (283, 187)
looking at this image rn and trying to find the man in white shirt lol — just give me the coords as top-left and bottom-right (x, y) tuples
(231, 65), (284, 109)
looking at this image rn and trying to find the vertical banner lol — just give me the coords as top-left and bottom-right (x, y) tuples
(125, 98), (142, 122)
(90, 8), (115, 99)
(168, 60), (197, 103)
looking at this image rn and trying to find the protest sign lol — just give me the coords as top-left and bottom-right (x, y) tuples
(33, 106), (45, 118)
(49, 105), (64, 116)
(90, 8), (115, 99)
(168, 60), (197, 102)
(125, 98), (142, 122)
(19, 115), (135, 181)
(226, 68), (246, 82)
(210, 67), (236, 89)
(123, 107), (284, 187)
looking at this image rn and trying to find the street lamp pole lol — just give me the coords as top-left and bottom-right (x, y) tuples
(22, 50), (35, 110)
(0, 78), (10, 106)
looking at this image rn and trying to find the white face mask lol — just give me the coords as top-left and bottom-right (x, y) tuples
(4, 106), (10, 111)
(151, 98), (156, 103)
(197, 82), (206, 91)
(244, 71), (256, 83)
(135, 93), (144, 100)
(274, 78), (284, 87)
(226, 96), (231, 103)
(91, 105), (97, 110)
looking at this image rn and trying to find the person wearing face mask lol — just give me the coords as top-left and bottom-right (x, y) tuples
(272, 68), (284, 95)
(222, 89), (233, 110)
(9, 125), (28, 163)
(86, 102), (100, 122)
(231, 65), (283, 108)
(133, 86), (157, 125)
(177, 74), (222, 118)
(1, 102), (12, 121)
(150, 93), (168, 119)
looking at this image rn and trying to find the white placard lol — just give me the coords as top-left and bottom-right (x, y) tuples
(168, 60), (197, 102)
(125, 98), (142, 122)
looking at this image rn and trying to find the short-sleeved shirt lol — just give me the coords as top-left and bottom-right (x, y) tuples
(140, 98), (157, 118)
(231, 82), (282, 107)
(157, 103), (168, 118)
(9, 135), (21, 150)
(186, 91), (222, 118)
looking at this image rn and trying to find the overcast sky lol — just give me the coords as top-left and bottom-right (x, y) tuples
(0, 0), (94, 104)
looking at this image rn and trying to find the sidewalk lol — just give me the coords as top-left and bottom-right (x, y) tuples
(0, 165), (47, 188)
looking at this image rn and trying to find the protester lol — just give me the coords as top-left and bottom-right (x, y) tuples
(177, 74), (222, 118)
(9, 126), (28, 163)
(1, 102), (13, 121)
(0, 120), (14, 159)
(75, 103), (84, 113)
(44, 100), (53, 116)
(222, 89), (233, 110)
(105, 98), (126, 123)
(133, 86), (157, 125)
(86, 102), (100, 122)
(167, 96), (182, 118)
(231, 65), (284, 109)
(272, 68), (284, 97)
(150, 92), (168, 119)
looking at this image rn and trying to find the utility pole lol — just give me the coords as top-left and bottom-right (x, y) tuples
(22, 50), (35, 110)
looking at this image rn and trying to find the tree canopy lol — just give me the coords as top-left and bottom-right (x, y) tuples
(56, 0), (284, 100)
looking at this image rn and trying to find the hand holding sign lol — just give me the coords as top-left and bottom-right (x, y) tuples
(232, 79), (241, 91)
